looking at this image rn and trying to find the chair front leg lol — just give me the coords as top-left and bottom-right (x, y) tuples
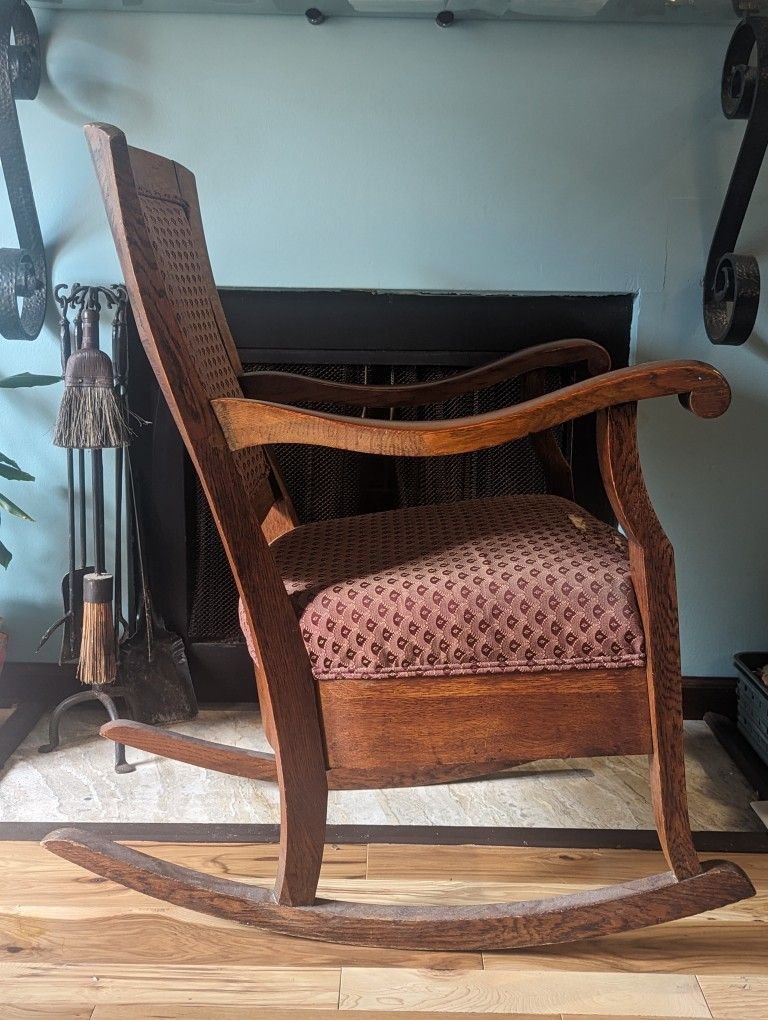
(629, 536), (701, 879)
(259, 644), (328, 906)
(237, 582), (329, 907)
(597, 403), (699, 880)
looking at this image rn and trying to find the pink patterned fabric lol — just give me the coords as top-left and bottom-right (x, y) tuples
(239, 494), (646, 681)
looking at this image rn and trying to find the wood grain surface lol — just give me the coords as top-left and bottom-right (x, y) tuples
(318, 669), (652, 771)
(237, 338), (611, 407)
(215, 361), (730, 458)
(3, 840), (765, 1015)
(82, 121), (739, 951)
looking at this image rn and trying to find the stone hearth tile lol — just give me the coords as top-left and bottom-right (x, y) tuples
(0, 708), (761, 831)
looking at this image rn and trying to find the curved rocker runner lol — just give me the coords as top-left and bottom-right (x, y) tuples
(42, 122), (755, 951)
(42, 829), (752, 951)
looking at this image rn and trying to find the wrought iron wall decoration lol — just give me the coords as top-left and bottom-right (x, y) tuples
(0, 0), (46, 341)
(704, 16), (768, 345)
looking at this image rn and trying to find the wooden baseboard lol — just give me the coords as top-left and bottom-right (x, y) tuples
(682, 675), (736, 720)
(705, 711), (768, 800)
(1, 662), (737, 719)
(0, 661), (77, 707)
(0, 663), (77, 769)
(0, 701), (49, 771)
(0, 668), (758, 853)
(2, 821), (767, 851)
(0, 666), (738, 793)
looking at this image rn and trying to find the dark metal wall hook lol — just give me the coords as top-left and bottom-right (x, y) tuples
(704, 16), (768, 345)
(0, 0), (46, 341)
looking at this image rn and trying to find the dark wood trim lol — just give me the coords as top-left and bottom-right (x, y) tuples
(0, 665), (738, 719)
(0, 701), (48, 771)
(598, 402), (698, 880)
(319, 669), (652, 773)
(0, 661), (77, 706)
(238, 339), (611, 408)
(683, 675), (737, 720)
(6, 822), (767, 853)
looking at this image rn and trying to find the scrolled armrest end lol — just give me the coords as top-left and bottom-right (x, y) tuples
(677, 364), (731, 419)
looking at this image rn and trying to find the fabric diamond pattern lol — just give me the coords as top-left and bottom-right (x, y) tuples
(239, 494), (646, 681)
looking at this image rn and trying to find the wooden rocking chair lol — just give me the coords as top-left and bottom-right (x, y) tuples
(43, 123), (755, 951)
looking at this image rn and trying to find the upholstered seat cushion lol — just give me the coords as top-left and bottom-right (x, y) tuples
(239, 494), (646, 681)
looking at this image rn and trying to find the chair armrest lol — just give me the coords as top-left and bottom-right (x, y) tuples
(214, 360), (730, 458)
(237, 338), (611, 408)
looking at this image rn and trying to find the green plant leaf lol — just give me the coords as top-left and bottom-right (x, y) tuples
(0, 462), (33, 482)
(0, 491), (33, 521)
(0, 451), (20, 470)
(0, 372), (62, 388)
(0, 538), (10, 569)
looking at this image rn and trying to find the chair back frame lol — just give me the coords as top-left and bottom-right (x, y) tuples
(86, 123), (327, 904)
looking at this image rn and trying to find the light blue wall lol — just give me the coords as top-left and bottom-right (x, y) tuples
(0, 12), (766, 673)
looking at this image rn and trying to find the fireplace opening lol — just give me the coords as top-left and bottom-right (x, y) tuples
(129, 289), (633, 703)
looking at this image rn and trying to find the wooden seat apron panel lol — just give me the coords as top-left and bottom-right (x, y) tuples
(317, 668), (652, 771)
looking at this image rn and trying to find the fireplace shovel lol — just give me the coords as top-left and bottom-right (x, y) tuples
(119, 597), (197, 726)
(117, 454), (197, 726)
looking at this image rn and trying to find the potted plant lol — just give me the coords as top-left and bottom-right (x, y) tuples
(0, 370), (61, 675)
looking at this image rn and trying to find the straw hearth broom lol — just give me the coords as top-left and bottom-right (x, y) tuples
(53, 301), (129, 685)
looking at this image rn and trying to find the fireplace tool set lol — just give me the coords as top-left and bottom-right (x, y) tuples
(38, 284), (196, 774)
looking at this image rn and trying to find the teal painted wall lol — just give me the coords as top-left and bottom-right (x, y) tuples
(0, 13), (766, 673)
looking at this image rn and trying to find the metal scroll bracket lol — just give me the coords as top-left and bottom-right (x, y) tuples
(0, 0), (46, 341)
(704, 15), (768, 345)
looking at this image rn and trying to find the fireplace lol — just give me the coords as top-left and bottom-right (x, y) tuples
(128, 289), (632, 703)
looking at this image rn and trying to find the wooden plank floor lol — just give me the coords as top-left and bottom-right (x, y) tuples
(0, 840), (766, 1017)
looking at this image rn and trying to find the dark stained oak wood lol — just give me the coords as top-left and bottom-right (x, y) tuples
(100, 720), (547, 791)
(324, 762), (529, 790)
(318, 669), (652, 772)
(238, 338), (611, 408)
(41, 829), (755, 952)
(213, 361), (731, 459)
(100, 721), (279, 782)
(522, 367), (575, 499)
(85, 123), (327, 909)
(76, 121), (751, 950)
(597, 403), (700, 880)
(103, 671), (652, 787)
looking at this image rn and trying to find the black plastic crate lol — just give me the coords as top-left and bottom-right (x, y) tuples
(734, 653), (768, 768)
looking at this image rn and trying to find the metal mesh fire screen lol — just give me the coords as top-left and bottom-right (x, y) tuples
(127, 289), (632, 701)
(187, 362), (570, 644)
